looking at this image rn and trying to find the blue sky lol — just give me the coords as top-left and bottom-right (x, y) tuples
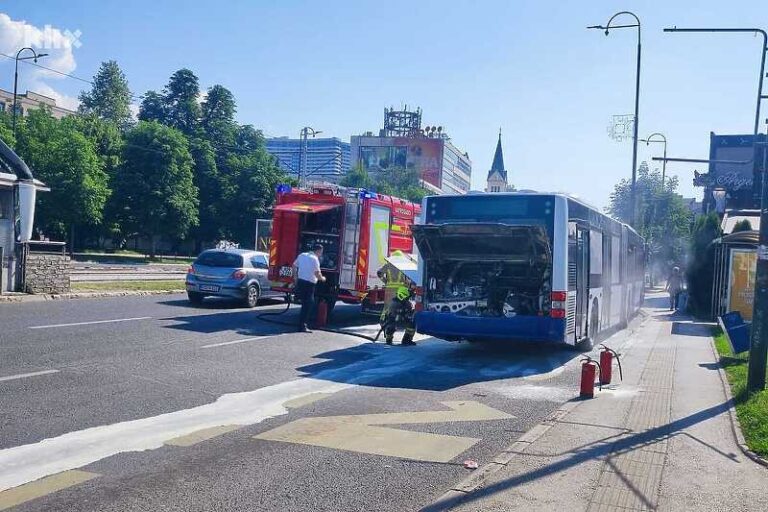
(1, 1), (766, 207)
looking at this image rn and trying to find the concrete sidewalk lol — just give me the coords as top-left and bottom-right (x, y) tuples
(428, 296), (768, 511)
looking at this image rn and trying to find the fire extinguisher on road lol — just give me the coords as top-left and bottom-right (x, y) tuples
(580, 357), (602, 399)
(598, 344), (623, 385)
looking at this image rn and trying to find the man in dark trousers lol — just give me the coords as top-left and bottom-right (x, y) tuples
(292, 244), (326, 332)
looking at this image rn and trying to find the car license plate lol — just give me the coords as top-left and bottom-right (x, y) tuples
(279, 266), (293, 278)
(199, 284), (220, 292)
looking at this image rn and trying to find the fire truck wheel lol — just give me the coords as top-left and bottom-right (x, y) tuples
(245, 284), (261, 308)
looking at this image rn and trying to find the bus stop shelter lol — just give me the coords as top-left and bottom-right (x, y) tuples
(711, 230), (758, 321)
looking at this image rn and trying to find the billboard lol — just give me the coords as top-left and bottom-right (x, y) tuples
(727, 248), (757, 320)
(359, 137), (444, 190)
(709, 134), (755, 191)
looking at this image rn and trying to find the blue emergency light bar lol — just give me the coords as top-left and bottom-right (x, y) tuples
(359, 189), (378, 200)
(275, 184), (292, 194)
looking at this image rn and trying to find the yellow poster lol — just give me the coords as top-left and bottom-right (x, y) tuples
(728, 249), (757, 320)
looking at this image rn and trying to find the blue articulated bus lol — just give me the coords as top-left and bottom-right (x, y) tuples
(412, 192), (645, 350)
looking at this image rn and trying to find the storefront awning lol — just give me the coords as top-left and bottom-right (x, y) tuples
(274, 202), (340, 214)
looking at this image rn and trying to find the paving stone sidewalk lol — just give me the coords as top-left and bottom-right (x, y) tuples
(428, 295), (768, 511)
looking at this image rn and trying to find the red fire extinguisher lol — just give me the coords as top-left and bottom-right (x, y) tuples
(315, 300), (329, 328)
(598, 344), (623, 385)
(580, 357), (602, 399)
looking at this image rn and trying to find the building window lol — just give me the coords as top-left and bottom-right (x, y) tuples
(0, 102), (5, 112)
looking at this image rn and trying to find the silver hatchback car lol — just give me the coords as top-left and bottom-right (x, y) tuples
(185, 249), (280, 307)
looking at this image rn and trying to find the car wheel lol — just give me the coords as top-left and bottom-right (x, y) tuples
(188, 291), (205, 305)
(245, 283), (260, 308)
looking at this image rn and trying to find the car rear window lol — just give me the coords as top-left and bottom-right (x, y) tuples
(195, 252), (243, 268)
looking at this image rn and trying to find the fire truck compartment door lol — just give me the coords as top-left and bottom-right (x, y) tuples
(273, 202), (340, 214)
(367, 205), (391, 287)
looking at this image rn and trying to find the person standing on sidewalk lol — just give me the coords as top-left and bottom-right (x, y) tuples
(665, 266), (684, 311)
(292, 244), (326, 332)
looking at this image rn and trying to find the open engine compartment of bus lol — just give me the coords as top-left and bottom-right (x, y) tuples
(414, 223), (553, 318)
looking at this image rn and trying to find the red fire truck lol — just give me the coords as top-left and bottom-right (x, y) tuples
(268, 184), (421, 312)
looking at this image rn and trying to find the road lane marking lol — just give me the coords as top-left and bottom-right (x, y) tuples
(165, 425), (240, 447)
(0, 340), (444, 492)
(254, 401), (513, 462)
(28, 317), (152, 329)
(0, 470), (98, 511)
(200, 336), (268, 349)
(283, 392), (334, 409)
(0, 370), (59, 383)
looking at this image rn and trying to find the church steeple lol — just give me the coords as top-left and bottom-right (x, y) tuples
(490, 128), (505, 178)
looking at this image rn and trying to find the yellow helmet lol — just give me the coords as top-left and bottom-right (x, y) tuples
(396, 286), (410, 301)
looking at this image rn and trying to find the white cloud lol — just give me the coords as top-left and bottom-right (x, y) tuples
(0, 12), (80, 110)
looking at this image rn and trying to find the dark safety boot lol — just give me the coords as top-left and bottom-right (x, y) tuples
(401, 332), (416, 346)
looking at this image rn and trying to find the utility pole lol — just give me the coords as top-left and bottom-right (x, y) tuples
(664, 26), (768, 391)
(589, 12), (642, 226)
(299, 127), (321, 189)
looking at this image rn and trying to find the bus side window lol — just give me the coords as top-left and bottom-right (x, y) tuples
(590, 230), (602, 287)
(611, 236), (621, 285)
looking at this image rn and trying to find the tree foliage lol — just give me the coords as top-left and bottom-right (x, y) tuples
(607, 162), (692, 283)
(2, 65), (286, 253)
(113, 121), (198, 255)
(78, 60), (133, 128)
(732, 219), (753, 233)
(340, 164), (426, 204)
(686, 212), (722, 317)
(13, 109), (110, 241)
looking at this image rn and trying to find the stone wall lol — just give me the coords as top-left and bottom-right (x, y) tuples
(24, 253), (71, 294)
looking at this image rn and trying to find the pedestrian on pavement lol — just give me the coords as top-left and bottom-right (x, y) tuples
(665, 266), (684, 311)
(293, 244), (326, 333)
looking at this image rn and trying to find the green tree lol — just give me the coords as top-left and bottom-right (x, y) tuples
(608, 162), (692, 284)
(113, 121), (198, 256)
(340, 164), (374, 189)
(686, 212), (722, 317)
(340, 164), (426, 203)
(138, 90), (167, 124)
(13, 108), (109, 248)
(163, 69), (201, 136)
(732, 219), (753, 233)
(201, 84), (237, 146)
(78, 60), (133, 128)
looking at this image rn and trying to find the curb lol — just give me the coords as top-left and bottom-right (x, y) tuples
(0, 289), (186, 303)
(421, 400), (583, 511)
(708, 336), (768, 469)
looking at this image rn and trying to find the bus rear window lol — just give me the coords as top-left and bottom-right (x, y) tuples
(425, 195), (553, 224)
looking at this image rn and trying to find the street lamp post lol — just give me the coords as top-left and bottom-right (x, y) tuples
(299, 127), (321, 189)
(664, 26), (768, 392)
(589, 12), (642, 227)
(12, 48), (49, 140)
(640, 133), (668, 187)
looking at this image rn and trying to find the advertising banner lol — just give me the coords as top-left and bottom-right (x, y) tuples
(397, 137), (443, 189)
(727, 248), (757, 320)
(710, 134), (755, 191)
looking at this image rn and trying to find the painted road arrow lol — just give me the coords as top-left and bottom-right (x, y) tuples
(254, 401), (513, 462)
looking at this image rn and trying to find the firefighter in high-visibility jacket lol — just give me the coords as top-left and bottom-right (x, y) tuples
(380, 285), (416, 346)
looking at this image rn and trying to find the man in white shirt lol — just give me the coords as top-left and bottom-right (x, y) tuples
(293, 244), (326, 332)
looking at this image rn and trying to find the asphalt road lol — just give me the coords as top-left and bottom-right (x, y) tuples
(0, 294), (637, 511)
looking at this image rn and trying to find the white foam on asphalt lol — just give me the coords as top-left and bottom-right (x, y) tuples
(28, 317), (152, 329)
(0, 369), (59, 383)
(0, 341), (432, 492)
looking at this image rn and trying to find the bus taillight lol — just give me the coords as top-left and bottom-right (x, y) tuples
(551, 291), (567, 318)
(414, 286), (424, 312)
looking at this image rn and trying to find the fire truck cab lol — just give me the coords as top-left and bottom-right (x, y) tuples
(268, 184), (420, 313)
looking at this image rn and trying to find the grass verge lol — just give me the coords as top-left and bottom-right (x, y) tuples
(71, 280), (185, 292)
(713, 330), (768, 458)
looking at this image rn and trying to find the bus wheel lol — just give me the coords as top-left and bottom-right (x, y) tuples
(576, 336), (594, 352)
